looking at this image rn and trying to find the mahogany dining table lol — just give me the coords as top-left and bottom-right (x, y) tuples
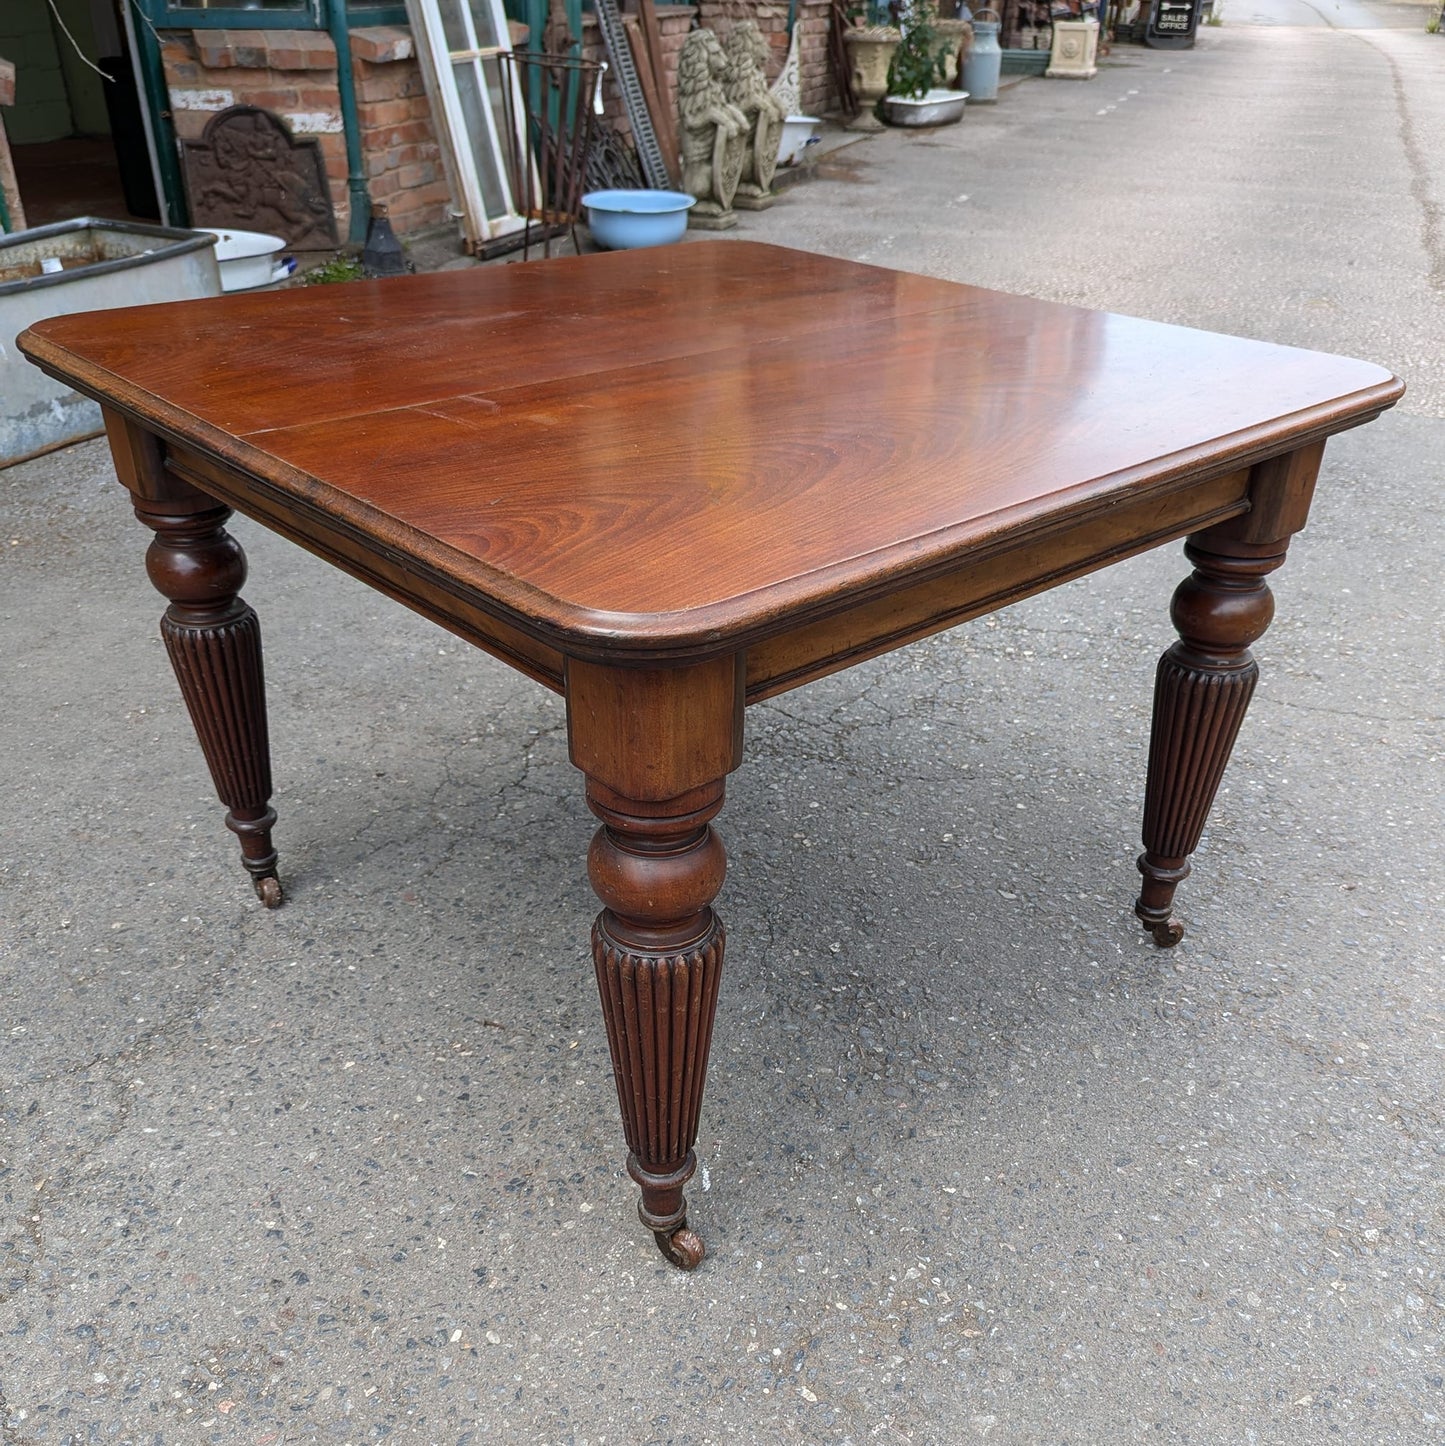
(20, 242), (1402, 1268)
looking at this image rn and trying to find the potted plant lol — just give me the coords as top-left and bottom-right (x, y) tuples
(880, 1), (968, 126)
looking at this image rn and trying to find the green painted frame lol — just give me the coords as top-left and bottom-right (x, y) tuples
(506, 0), (586, 49)
(139, 0), (322, 29)
(138, 2), (411, 29)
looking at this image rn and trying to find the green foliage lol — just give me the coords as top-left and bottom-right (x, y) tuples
(881, 2), (949, 104)
(304, 254), (366, 285)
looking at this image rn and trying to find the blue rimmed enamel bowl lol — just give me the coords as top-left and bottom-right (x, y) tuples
(582, 190), (696, 250)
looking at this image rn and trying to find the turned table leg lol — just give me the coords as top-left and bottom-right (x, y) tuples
(567, 655), (743, 1267)
(1137, 534), (1287, 946)
(134, 492), (282, 908)
(588, 778), (727, 1268)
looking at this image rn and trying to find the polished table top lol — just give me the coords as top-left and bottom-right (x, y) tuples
(22, 242), (1400, 661)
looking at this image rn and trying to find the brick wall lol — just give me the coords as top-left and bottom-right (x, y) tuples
(797, 0), (838, 118)
(349, 27), (450, 235)
(159, 26), (449, 240)
(578, 4), (697, 148)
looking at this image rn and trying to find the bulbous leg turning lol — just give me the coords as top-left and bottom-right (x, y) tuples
(1137, 536), (1286, 945)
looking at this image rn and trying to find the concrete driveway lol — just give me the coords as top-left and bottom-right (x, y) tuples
(3, 1), (1442, 1440)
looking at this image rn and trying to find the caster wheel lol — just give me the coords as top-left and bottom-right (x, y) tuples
(654, 1226), (705, 1270)
(255, 875), (284, 909)
(1150, 917), (1184, 948)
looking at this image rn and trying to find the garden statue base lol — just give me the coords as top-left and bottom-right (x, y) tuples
(687, 208), (739, 230)
(1046, 19), (1100, 79)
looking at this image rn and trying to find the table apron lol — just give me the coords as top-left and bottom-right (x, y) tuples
(166, 437), (1251, 703)
(745, 467), (1253, 702)
(165, 441), (569, 694)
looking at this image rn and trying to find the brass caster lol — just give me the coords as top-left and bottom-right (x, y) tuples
(654, 1226), (705, 1270)
(1150, 917), (1184, 948)
(254, 875), (284, 909)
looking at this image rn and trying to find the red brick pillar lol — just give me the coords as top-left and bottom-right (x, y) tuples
(797, 0), (838, 116)
(348, 27), (450, 237)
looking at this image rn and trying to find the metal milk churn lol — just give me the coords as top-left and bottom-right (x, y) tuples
(962, 8), (1002, 103)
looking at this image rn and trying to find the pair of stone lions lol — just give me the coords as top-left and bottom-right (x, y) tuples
(678, 23), (782, 215)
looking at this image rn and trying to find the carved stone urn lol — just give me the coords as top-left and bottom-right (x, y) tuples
(842, 26), (900, 131)
(1045, 18), (1100, 79)
(935, 18), (973, 86)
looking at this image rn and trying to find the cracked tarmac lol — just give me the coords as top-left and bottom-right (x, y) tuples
(3, 0), (1444, 1441)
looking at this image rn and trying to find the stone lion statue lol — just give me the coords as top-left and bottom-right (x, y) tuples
(677, 28), (748, 224)
(723, 21), (784, 205)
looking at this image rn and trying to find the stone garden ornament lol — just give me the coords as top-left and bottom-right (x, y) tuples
(677, 28), (748, 229)
(769, 18), (801, 118)
(723, 21), (785, 210)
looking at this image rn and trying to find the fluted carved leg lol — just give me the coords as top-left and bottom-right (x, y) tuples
(1137, 535), (1288, 946)
(136, 496), (281, 907)
(567, 653), (742, 1266)
(587, 778), (728, 1269)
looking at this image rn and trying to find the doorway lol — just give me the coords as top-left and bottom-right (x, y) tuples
(4, 0), (159, 228)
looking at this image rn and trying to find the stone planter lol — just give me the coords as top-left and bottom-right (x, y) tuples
(1045, 19), (1100, 79)
(843, 26), (901, 129)
(2, 219), (220, 467)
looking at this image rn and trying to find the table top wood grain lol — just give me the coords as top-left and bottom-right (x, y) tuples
(22, 242), (1402, 656)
